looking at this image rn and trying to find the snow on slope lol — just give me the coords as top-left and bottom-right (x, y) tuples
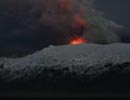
(0, 43), (130, 81)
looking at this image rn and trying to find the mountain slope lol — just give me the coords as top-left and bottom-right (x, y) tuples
(0, 43), (130, 83)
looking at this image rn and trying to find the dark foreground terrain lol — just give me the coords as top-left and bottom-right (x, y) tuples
(0, 43), (130, 97)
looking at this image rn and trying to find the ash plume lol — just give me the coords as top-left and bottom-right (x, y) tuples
(0, 0), (128, 57)
(32, 0), (125, 44)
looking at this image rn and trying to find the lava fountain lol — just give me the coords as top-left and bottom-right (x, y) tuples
(69, 36), (86, 45)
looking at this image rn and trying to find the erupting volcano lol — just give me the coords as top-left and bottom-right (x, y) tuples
(58, 0), (88, 45)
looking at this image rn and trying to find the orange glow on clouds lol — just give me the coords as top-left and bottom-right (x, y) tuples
(72, 13), (87, 30)
(58, 0), (73, 13)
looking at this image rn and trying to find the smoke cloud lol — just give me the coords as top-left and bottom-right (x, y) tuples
(32, 0), (126, 44)
(0, 0), (129, 57)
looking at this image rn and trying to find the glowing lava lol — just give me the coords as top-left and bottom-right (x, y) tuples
(69, 37), (86, 45)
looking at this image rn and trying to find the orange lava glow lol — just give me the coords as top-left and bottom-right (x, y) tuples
(69, 37), (86, 45)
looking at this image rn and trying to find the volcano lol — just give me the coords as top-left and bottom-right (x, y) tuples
(0, 0), (130, 97)
(0, 0), (127, 57)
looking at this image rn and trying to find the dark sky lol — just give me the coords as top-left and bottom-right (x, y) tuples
(94, 0), (130, 28)
(0, 0), (130, 57)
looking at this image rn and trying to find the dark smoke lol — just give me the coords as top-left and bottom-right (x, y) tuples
(0, 0), (129, 57)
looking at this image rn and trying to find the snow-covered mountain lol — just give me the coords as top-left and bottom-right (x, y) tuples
(0, 43), (130, 81)
(0, 43), (130, 96)
(0, 0), (130, 96)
